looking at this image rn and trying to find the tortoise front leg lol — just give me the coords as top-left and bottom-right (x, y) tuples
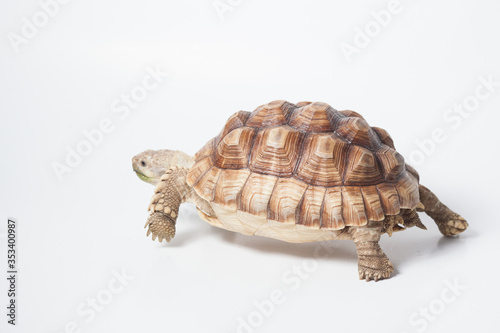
(419, 185), (468, 236)
(145, 166), (191, 242)
(351, 222), (394, 282)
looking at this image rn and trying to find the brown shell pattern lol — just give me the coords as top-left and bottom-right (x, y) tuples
(186, 100), (420, 230)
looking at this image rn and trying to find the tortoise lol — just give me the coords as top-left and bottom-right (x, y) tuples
(133, 100), (468, 281)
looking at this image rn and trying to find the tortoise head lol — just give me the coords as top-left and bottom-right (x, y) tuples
(132, 149), (173, 185)
(132, 149), (195, 185)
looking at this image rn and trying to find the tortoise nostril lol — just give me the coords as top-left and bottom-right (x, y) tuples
(141, 160), (146, 167)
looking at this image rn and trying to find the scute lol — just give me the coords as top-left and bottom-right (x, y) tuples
(372, 127), (395, 149)
(214, 169), (250, 212)
(194, 167), (221, 202)
(296, 186), (327, 228)
(335, 116), (382, 150)
(289, 102), (336, 132)
(376, 183), (401, 215)
(186, 156), (213, 187)
(238, 173), (277, 217)
(214, 127), (256, 169)
(396, 173), (420, 209)
(246, 100), (295, 127)
(361, 186), (385, 221)
(268, 178), (308, 223)
(376, 145), (405, 181)
(194, 137), (217, 162)
(342, 186), (369, 226)
(219, 111), (252, 139)
(344, 145), (384, 185)
(188, 100), (420, 232)
(339, 110), (365, 119)
(249, 126), (304, 177)
(321, 188), (345, 229)
(295, 134), (347, 187)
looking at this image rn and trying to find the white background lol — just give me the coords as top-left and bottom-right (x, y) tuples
(1, 0), (499, 332)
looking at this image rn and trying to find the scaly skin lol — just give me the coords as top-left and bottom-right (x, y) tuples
(351, 222), (393, 282)
(419, 185), (468, 236)
(133, 150), (468, 282)
(145, 166), (187, 242)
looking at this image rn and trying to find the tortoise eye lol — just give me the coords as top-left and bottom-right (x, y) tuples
(141, 161), (146, 167)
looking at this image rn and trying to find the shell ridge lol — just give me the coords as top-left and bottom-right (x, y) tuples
(318, 191), (326, 229)
(236, 171), (253, 212)
(340, 144), (352, 186)
(394, 184), (403, 209)
(245, 127), (260, 168)
(295, 184), (309, 225)
(292, 132), (311, 176)
(210, 167), (224, 202)
(284, 102), (298, 122)
(266, 175), (281, 220)
(240, 111), (251, 125)
(339, 186), (345, 225)
(358, 185), (370, 224)
(374, 150), (388, 181)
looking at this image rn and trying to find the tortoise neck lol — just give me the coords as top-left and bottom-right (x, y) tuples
(169, 150), (195, 169)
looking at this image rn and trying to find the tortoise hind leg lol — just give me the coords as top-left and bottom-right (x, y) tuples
(351, 222), (394, 282)
(419, 185), (468, 236)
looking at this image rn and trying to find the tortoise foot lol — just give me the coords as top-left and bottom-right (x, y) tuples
(145, 212), (176, 242)
(436, 213), (468, 236)
(355, 240), (394, 282)
(358, 256), (394, 282)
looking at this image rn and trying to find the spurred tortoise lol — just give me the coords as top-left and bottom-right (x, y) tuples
(133, 100), (468, 281)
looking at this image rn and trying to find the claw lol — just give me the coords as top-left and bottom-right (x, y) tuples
(394, 224), (406, 231)
(387, 225), (393, 237)
(448, 219), (468, 230)
(395, 215), (405, 224)
(415, 219), (427, 230)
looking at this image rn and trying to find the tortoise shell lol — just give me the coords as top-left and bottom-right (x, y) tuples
(186, 100), (419, 230)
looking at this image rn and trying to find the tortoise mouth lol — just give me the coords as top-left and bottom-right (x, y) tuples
(134, 169), (152, 183)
